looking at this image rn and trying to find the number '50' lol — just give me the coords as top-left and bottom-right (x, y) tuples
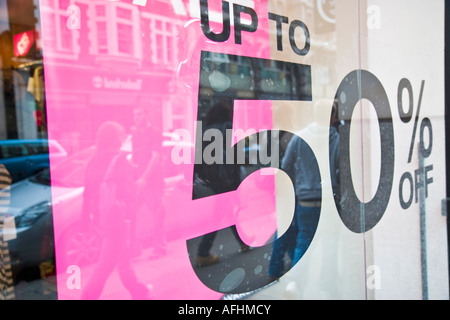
(187, 51), (394, 294)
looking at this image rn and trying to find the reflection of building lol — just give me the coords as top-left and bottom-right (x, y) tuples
(1, 0), (335, 149)
(39, 0), (175, 64)
(36, 0), (197, 153)
(1, 0), (276, 153)
(36, 0), (270, 154)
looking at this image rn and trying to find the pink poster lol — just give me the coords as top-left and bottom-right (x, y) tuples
(40, 0), (316, 299)
(40, 0), (274, 299)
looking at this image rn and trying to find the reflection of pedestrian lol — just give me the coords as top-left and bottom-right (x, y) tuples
(194, 102), (248, 267)
(268, 99), (340, 279)
(81, 122), (150, 299)
(132, 105), (166, 256)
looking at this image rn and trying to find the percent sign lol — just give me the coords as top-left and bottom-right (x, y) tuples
(398, 78), (434, 210)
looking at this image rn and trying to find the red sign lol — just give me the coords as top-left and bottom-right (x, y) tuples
(14, 30), (35, 57)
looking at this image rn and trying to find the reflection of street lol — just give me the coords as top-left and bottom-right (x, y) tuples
(12, 276), (57, 300)
(54, 239), (224, 300)
(13, 231), (277, 300)
(14, 239), (216, 299)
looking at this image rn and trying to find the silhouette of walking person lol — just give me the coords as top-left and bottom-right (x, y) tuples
(81, 121), (151, 299)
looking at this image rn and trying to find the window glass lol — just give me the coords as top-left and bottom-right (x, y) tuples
(0, 0), (448, 301)
(1, 144), (28, 159)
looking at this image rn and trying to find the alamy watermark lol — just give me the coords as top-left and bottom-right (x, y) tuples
(367, 265), (381, 290)
(66, 265), (81, 290)
(170, 121), (280, 167)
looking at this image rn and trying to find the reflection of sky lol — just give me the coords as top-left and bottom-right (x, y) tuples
(0, 0), (9, 33)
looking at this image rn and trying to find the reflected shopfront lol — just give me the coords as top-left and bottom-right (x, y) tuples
(0, 0), (449, 300)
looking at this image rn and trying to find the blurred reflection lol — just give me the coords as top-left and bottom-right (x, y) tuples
(188, 48), (313, 294)
(0, 139), (66, 183)
(329, 100), (341, 208)
(0, 164), (14, 300)
(81, 122), (151, 299)
(1, 163), (55, 297)
(268, 99), (340, 281)
(193, 102), (249, 267)
(131, 105), (166, 257)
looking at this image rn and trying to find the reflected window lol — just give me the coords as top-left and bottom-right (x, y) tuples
(39, 0), (81, 59)
(89, 2), (141, 60)
(141, 12), (179, 68)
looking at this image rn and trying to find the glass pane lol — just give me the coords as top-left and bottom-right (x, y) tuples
(1, 0), (53, 300)
(360, 0), (448, 299)
(117, 23), (133, 55)
(0, 0), (447, 301)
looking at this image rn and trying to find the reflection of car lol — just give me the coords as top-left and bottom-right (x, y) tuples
(3, 133), (206, 281)
(5, 147), (92, 278)
(0, 139), (67, 182)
